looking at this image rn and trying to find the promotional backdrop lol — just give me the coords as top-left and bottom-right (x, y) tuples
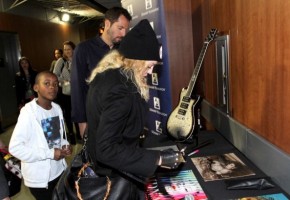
(121, 0), (172, 135)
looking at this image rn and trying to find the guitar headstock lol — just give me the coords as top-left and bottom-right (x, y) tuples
(205, 28), (218, 43)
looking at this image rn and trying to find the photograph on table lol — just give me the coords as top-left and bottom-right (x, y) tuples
(191, 152), (255, 181)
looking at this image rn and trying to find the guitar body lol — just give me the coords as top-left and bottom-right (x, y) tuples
(167, 88), (201, 142)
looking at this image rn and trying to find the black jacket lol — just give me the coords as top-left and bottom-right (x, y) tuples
(86, 68), (160, 177)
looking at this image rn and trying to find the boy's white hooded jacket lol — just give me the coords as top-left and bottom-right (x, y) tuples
(9, 99), (68, 188)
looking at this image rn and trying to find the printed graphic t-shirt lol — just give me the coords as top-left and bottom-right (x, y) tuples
(36, 105), (65, 181)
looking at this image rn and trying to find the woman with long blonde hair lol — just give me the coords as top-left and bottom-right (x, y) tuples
(87, 50), (151, 101)
(86, 19), (183, 199)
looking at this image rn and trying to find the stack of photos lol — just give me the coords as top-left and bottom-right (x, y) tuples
(191, 153), (255, 181)
(146, 170), (207, 200)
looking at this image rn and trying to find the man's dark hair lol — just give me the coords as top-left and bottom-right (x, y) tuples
(63, 41), (76, 50)
(105, 7), (132, 23)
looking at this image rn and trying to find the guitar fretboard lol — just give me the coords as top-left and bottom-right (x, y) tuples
(185, 28), (217, 97)
(186, 42), (210, 97)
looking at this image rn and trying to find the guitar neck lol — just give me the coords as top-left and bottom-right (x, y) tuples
(185, 41), (211, 97)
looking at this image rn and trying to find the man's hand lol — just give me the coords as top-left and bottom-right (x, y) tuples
(78, 122), (87, 138)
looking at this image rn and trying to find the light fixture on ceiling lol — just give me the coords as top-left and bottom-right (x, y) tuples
(61, 13), (70, 22)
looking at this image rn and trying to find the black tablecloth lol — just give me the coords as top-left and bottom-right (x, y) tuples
(141, 130), (290, 200)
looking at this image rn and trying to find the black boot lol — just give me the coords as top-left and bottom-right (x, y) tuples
(69, 133), (76, 145)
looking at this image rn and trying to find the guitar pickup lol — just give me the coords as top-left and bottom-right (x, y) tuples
(182, 96), (191, 102)
(180, 103), (189, 109)
(178, 109), (186, 115)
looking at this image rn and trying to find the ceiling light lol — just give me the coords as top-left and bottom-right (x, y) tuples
(61, 13), (70, 22)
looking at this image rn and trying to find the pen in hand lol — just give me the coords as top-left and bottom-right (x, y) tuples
(180, 146), (187, 156)
(187, 149), (200, 156)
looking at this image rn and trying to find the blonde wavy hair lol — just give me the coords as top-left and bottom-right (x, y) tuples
(87, 50), (150, 101)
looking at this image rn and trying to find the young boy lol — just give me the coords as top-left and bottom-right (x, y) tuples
(9, 71), (72, 200)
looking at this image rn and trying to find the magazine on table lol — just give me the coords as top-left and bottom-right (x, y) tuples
(191, 152), (255, 181)
(146, 169), (207, 200)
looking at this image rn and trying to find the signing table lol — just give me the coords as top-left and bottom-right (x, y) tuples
(141, 130), (290, 200)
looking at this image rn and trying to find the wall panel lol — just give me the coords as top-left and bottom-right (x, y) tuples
(0, 13), (81, 72)
(193, 0), (290, 153)
(162, 0), (195, 107)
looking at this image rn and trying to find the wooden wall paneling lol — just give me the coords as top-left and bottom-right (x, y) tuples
(200, 0), (233, 107)
(0, 13), (80, 72)
(232, 0), (266, 127)
(191, 0), (204, 97)
(231, 0), (290, 152)
(191, 0), (214, 129)
(256, 0), (290, 151)
(191, 0), (219, 130)
(200, 0), (217, 106)
(228, 0), (241, 120)
(162, 0), (195, 107)
(196, 0), (290, 153)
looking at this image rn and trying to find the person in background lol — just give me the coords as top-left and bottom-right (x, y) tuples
(53, 41), (80, 144)
(71, 7), (132, 138)
(86, 19), (184, 199)
(15, 57), (38, 111)
(49, 49), (63, 72)
(9, 71), (72, 200)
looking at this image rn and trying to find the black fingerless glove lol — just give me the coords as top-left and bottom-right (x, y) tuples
(159, 148), (183, 169)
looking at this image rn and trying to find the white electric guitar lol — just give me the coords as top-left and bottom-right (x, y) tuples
(167, 28), (218, 142)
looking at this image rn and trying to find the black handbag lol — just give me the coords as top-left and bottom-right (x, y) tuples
(52, 136), (141, 200)
(0, 148), (22, 197)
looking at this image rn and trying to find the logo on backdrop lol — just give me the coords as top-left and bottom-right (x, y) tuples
(122, 0), (172, 135)
(155, 120), (162, 133)
(152, 73), (159, 85)
(153, 97), (160, 110)
(127, 4), (133, 16)
(159, 46), (162, 60)
(145, 0), (153, 10)
(150, 21), (154, 30)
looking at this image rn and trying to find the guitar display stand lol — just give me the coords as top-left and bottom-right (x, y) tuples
(182, 133), (198, 145)
(175, 132), (199, 155)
